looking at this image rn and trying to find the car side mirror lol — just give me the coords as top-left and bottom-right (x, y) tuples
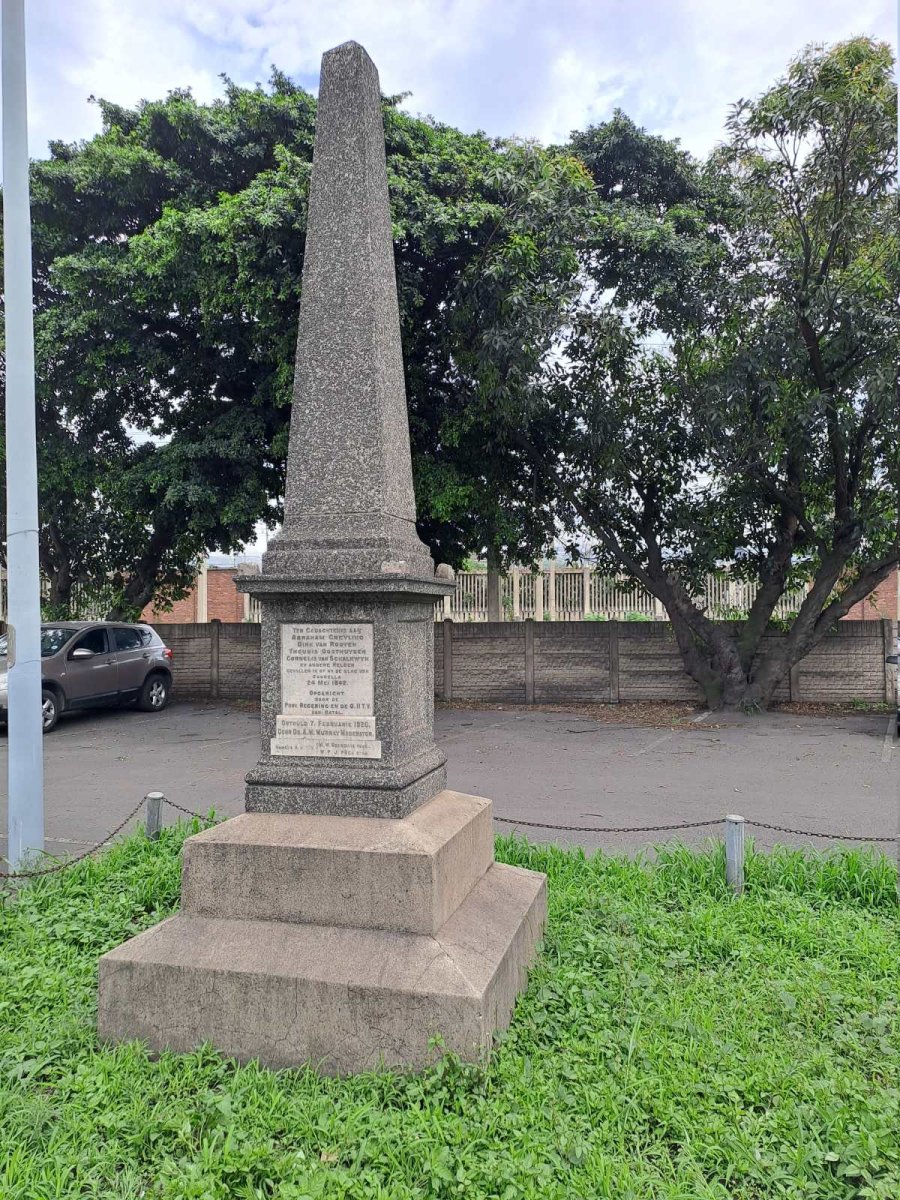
(70, 647), (95, 660)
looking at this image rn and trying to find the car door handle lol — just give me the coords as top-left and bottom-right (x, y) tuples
(142, 653), (151, 659)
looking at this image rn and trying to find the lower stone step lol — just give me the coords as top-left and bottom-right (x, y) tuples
(98, 861), (546, 1074)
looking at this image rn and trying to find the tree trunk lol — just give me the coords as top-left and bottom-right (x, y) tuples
(105, 520), (175, 620)
(40, 523), (75, 618)
(486, 546), (502, 622)
(43, 565), (73, 619)
(664, 561), (898, 711)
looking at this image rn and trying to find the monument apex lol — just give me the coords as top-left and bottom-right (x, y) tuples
(267, 39), (432, 581)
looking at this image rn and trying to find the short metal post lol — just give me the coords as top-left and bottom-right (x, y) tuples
(725, 814), (745, 895)
(145, 792), (164, 841)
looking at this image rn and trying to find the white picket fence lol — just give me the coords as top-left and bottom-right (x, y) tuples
(0, 565), (808, 626)
(0, 572), (117, 622)
(433, 567), (808, 623)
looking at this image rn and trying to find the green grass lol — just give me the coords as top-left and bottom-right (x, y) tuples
(1, 824), (898, 1199)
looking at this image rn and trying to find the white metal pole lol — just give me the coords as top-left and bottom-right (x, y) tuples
(145, 792), (163, 841)
(3, 0), (44, 870)
(724, 814), (745, 895)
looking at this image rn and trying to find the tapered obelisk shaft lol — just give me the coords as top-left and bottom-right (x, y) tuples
(266, 41), (432, 580)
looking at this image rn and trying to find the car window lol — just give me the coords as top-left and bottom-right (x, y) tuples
(113, 627), (143, 652)
(71, 628), (108, 656)
(41, 627), (76, 657)
(138, 628), (155, 648)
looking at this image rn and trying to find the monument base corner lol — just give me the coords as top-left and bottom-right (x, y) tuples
(97, 791), (546, 1074)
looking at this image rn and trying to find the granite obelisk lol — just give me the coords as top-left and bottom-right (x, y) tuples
(244, 40), (449, 818)
(97, 42), (546, 1075)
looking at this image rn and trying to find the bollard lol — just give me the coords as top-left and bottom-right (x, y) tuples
(725, 814), (745, 895)
(145, 792), (164, 841)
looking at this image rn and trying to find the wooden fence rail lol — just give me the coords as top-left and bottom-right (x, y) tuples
(0, 566), (824, 627)
(433, 567), (808, 623)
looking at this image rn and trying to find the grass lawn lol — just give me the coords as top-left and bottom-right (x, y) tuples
(1, 822), (898, 1199)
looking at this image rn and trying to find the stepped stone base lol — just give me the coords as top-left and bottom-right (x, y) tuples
(97, 792), (546, 1074)
(180, 792), (494, 934)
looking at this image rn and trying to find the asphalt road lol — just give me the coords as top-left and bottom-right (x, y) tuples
(0, 701), (896, 865)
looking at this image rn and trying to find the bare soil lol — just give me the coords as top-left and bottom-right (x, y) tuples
(435, 699), (701, 727)
(437, 698), (893, 726)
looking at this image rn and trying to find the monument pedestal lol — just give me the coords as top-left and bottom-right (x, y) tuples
(98, 792), (546, 1074)
(242, 577), (452, 819)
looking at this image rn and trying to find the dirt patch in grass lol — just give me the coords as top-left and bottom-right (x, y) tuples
(773, 700), (893, 717)
(437, 699), (703, 726)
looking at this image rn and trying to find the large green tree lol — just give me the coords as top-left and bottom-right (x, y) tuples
(2, 74), (588, 616)
(554, 38), (899, 708)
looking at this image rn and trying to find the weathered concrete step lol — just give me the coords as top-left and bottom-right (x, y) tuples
(180, 791), (493, 935)
(98, 861), (546, 1075)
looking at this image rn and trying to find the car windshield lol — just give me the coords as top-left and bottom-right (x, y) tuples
(0, 627), (77, 658)
(41, 627), (76, 657)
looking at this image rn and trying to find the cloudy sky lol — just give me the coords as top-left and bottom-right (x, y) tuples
(16, 0), (897, 163)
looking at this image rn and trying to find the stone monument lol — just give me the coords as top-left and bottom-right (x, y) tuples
(97, 41), (546, 1075)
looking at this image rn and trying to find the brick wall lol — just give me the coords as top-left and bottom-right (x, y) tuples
(842, 567), (899, 622)
(153, 622), (261, 700)
(143, 591), (201, 624)
(207, 569), (247, 623)
(142, 566), (249, 625)
(156, 619), (896, 706)
(437, 619), (895, 705)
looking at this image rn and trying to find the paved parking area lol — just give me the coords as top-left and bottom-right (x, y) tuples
(0, 701), (896, 866)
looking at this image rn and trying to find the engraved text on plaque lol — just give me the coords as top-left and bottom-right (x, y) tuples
(271, 624), (381, 758)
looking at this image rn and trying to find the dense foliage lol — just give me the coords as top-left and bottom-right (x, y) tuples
(1, 822), (898, 1197)
(1, 37), (896, 706)
(553, 38), (900, 707)
(3, 77), (588, 615)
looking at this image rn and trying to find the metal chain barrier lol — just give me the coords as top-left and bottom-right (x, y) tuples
(3, 798), (895, 885)
(494, 813), (897, 843)
(1, 794), (216, 883)
(493, 816), (721, 834)
(743, 818), (896, 844)
(161, 797), (214, 821)
(1, 796), (148, 881)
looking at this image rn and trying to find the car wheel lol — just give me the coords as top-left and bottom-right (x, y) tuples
(41, 689), (60, 733)
(138, 673), (170, 713)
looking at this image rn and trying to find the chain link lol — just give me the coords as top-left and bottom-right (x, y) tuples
(1, 795), (216, 883)
(745, 819), (896, 844)
(1, 796), (148, 881)
(494, 813), (897, 842)
(3, 799), (894, 882)
(494, 816), (721, 834)
(161, 797), (214, 822)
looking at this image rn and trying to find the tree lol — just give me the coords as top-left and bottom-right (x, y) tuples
(1, 76), (589, 617)
(555, 38), (899, 708)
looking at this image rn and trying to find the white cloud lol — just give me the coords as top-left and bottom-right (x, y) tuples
(8, 0), (897, 162)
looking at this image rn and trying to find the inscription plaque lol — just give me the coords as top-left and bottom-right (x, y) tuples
(271, 624), (381, 759)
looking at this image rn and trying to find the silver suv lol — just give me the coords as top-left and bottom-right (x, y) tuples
(888, 633), (899, 737)
(0, 622), (174, 732)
